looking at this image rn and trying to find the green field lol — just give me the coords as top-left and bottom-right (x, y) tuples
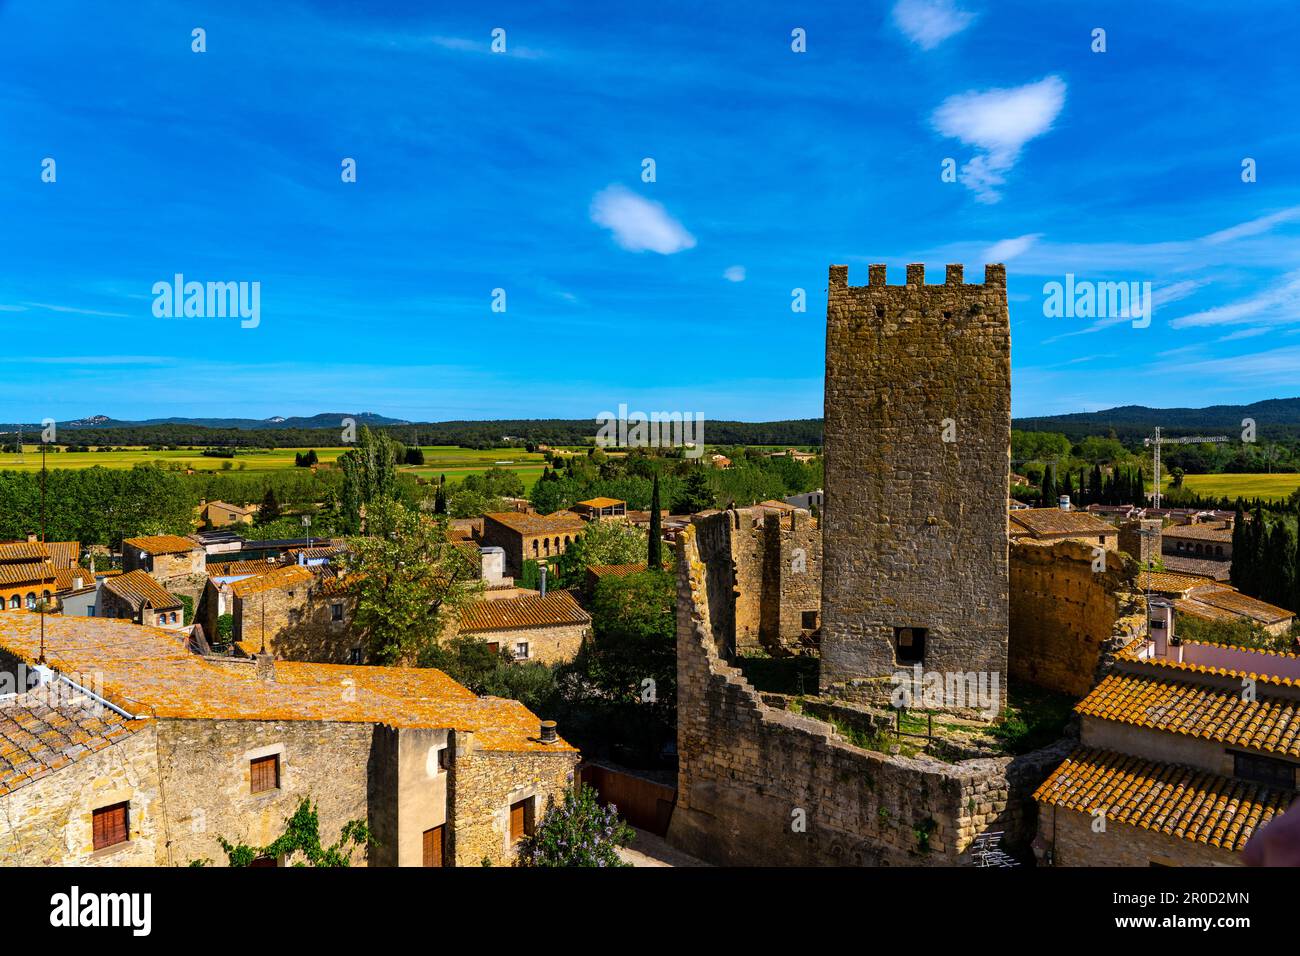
(0, 445), (550, 490)
(1157, 472), (1300, 502)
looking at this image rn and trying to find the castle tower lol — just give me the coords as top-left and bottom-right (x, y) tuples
(820, 263), (1010, 707)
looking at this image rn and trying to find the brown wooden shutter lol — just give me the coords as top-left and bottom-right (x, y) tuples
(250, 754), (279, 793)
(510, 800), (526, 842)
(92, 802), (129, 850)
(422, 825), (444, 867)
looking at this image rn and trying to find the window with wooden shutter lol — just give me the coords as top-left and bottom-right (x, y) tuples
(422, 825), (445, 867)
(250, 754), (280, 794)
(92, 801), (129, 850)
(509, 799), (530, 843)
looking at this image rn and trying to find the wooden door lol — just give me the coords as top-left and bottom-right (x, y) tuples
(422, 825), (445, 867)
(510, 801), (526, 842)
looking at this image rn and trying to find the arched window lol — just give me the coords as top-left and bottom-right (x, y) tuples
(1195, 543), (1204, 555)
(1215, 545), (1224, 557)
(25, 592), (36, 609)
(532, 539), (539, 555)
(7, 595), (18, 609)
(554, 536), (560, 552)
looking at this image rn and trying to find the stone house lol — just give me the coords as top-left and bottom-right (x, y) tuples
(454, 589), (591, 664)
(1162, 523), (1233, 561)
(480, 511), (586, 577)
(229, 565), (359, 663)
(0, 539), (57, 611)
(1008, 508), (1119, 551)
(1137, 570), (1294, 636)
(1033, 602), (1298, 866)
(99, 569), (185, 629)
(200, 500), (256, 528)
(121, 534), (207, 603)
(0, 613), (578, 867)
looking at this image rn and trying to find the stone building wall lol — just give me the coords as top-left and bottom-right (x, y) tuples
(155, 717), (378, 866)
(669, 518), (1054, 866)
(461, 622), (588, 665)
(1118, 519), (1162, 565)
(447, 732), (577, 866)
(1039, 805), (1238, 867)
(1008, 540), (1144, 698)
(820, 263), (1010, 703)
(233, 585), (358, 662)
(0, 724), (163, 866)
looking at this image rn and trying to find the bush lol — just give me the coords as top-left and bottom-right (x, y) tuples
(516, 785), (634, 867)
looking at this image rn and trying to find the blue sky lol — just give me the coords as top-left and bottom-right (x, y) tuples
(1, 0), (1298, 423)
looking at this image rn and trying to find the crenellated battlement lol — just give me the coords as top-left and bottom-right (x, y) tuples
(828, 263), (1005, 289)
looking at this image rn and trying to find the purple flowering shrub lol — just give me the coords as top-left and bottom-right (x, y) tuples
(517, 784), (635, 867)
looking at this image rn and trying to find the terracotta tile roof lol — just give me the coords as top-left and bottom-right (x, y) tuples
(230, 565), (315, 599)
(54, 566), (95, 594)
(576, 497), (626, 509)
(208, 559), (281, 579)
(102, 570), (181, 611)
(1117, 639), (1300, 688)
(1137, 571), (1210, 595)
(43, 542), (80, 570)
(587, 562), (648, 580)
(1033, 747), (1287, 851)
(0, 688), (145, 795)
(0, 542), (49, 562)
(0, 560), (56, 588)
(1173, 597), (1241, 626)
(459, 590), (590, 633)
(1162, 555), (1232, 581)
(1009, 508), (1117, 537)
(0, 614), (574, 753)
(484, 511), (586, 536)
(1163, 524), (1233, 542)
(1186, 586), (1293, 626)
(1077, 672), (1300, 756)
(285, 545), (346, 561)
(206, 500), (255, 515)
(123, 534), (200, 555)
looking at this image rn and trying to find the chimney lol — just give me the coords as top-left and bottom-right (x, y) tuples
(1148, 598), (1174, 658)
(253, 652), (276, 682)
(539, 562), (548, 597)
(1058, 495), (1071, 511)
(26, 532), (37, 543)
(539, 720), (558, 744)
(72, 576), (84, 590)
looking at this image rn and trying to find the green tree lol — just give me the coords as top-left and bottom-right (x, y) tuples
(673, 467), (714, 514)
(516, 785), (634, 867)
(337, 426), (402, 533)
(259, 488), (281, 523)
(648, 474), (663, 570)
(1039, 463), (1057, 507)
(555, 519), (647, 588)
(580, 570), (676, 706)
(347, 498), (484, 664)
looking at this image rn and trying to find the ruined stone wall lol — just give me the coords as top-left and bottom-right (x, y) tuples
(761, 511), (823, 654)
(669, 519), (1043, 866)
(155, 717), (378, 866)
(0, 724), (163, 866)
(448, 733), (576, 866)
(1009, 540), (1143, 698)
(821, 264), (1010, 702)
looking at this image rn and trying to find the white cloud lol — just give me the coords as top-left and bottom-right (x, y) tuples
(1168, 269), (1300, 329)
(932, 75), (1066, 202)
(982, 233), (1041, 261)
(590, 185), (696, 255)
(892, 0), (976, 50)
(723, 265), (746, 282)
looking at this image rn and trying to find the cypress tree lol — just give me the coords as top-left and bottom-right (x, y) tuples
(1040, 463), (1057, 507)
(1230, 503), (1246, 590)
(648, 473), (663, 570)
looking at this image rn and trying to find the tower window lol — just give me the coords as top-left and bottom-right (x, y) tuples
(894, 627), (927, 665)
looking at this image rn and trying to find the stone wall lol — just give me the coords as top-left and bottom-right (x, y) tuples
(820, 264), (1010, 703)
(669, 518), (1055, 866)
(447, 732), (576, 866)
(1008, 540), (1144, 697)
(0, 723), (163, 866)
(1118, 519), (1162, 565)
(234, 584), (358, 662)
(461, 622), (588, 665)
(1038, 805), (1238, 867)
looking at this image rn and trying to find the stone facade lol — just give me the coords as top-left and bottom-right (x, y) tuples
(459, 621), (587, 664)
(1118, 518), (1162, 566)
(232, 576), (359, 662)
(1008, 540), (1145, 697)
(820, 263), (1010, 705)
(1039, 807), (1237, 867)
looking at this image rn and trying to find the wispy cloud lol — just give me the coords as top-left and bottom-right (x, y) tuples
(983, 234), (1041, 261)
(22, 302), (130, 318)
(590, 185), (696, 255)
(723, 265), (746, 282)
(1168, 269), (1300, 329)
(932, 75), (1066, 203)
(892, 0), (976, 50)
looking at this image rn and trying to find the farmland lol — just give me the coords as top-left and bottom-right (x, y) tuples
(1156, 472), (1300, 503)
(0, 445), (551, 490)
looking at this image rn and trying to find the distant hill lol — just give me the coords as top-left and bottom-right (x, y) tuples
(1013, 398), (1300, 442)
(0, 412), (407, 433)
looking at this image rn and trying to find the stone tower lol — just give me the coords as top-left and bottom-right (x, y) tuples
(820, 263), (1010, 707)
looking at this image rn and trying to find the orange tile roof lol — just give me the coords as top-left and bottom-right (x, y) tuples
(102, 570), (181, 611)
(576, 497), (626, 509)
(1077, 672), (1300, 757)
(484, 511), (586, 536)
(1164, 524), (1233, 542)
(1172, 597), (1240, 625)
(43, 542), (80, 570)
(124, 534), (200, 555)
(209, 559), (282, 579)
(0, 614), (574, 753)
(587, 562), (648, 580)
(459, 589), (590, 633)
(0, 688), (145, 796)
(0, 560), (56, 588)
(1137, 571), (1208, 595)
(1186, 586), (1293, 626)
(1033, 747), (1287, 851)
(1009, 508), (1117, 537)
(54, 566), (95, 593)
(230, 565), (315, 598)
(0, 542), (50, 562)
